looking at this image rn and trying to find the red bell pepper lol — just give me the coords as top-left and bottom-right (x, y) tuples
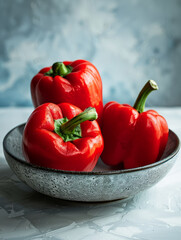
(101, 80), (169, 169)
(22, 103), (104, 172)
(31, 60), (103, 123)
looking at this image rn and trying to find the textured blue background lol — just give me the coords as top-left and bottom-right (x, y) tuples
(0, 0), (181, 107)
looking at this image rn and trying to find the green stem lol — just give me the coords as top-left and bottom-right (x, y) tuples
(54, 107), (98, 142)
(52, 62), (69, 76)
(45, 62), (73, 77)
(61, 107), (97, 134)
(133, 80), (158, 113)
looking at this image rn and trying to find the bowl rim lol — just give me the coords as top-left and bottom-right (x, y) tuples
(3, 123), (181, 176)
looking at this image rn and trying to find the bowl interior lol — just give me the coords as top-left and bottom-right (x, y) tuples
(3, 123), (180, 175)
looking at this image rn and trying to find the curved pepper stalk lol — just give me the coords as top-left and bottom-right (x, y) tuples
(133, 80), (158, 113)
(54, 107), (98, 142)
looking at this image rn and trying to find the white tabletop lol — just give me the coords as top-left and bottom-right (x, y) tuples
(0, 107), (181, 240)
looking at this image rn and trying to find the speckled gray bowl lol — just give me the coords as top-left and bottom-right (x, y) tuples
(3, 124), (180, 202)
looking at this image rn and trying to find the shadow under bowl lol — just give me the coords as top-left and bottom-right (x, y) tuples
(3, 124), (180, 202)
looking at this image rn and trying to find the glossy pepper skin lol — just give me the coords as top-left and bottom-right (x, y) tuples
(101, 80), (169, 169)
(22, 103), (104, 172)
(31, 60), (103, 124)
